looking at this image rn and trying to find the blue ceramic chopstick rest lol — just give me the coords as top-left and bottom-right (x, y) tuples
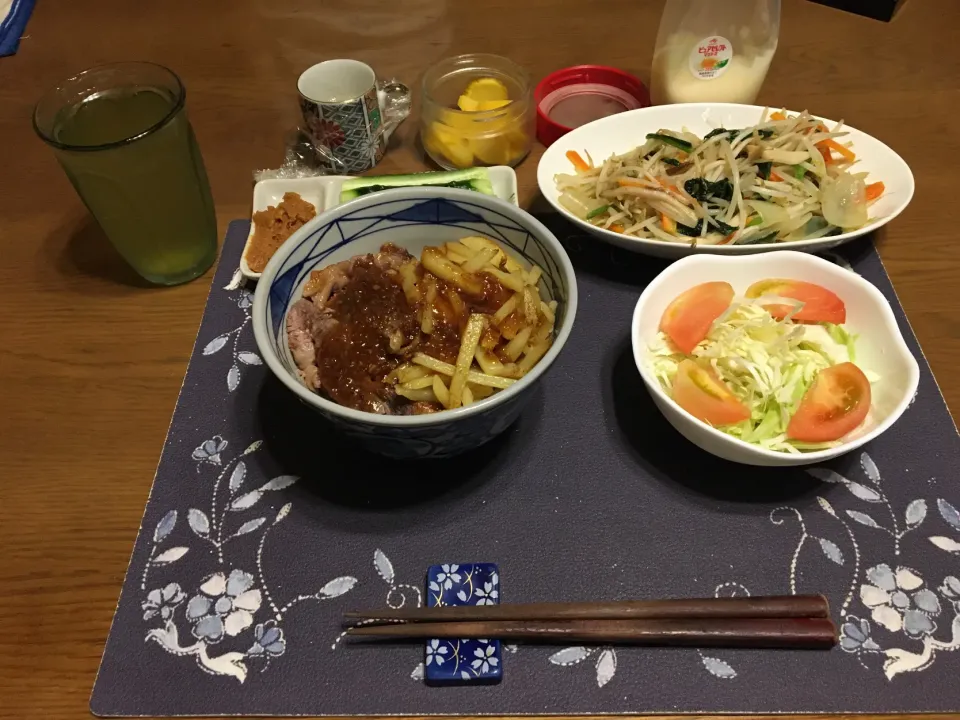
(425, 563), (502, 685)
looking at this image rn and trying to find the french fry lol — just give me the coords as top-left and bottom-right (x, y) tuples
(517, 338), (552, 373)
(460, 236), (500, 253)
(484, 266), (525, 293)
(466, 372), (516, 389)
(499, 309), (526, 339)
(445, 241), (476, 259)
(448, 314), (486, 409)
(388, 329), (405, 353)
(503, 325), (532, 362)
(421, 276), (437, 334)
(539, 300), (556, 326)
(525, 265), (543, 287)
(398, 261), (420, 305)
(492, 295), (518, 325)
(479, 323), (501, 350)
(533, 317), (554, 343)
(467, 383), (494, 400)
(522, 286), (539, 324)
(461, 386), (475, 406)
(446, 288), (466, 325)
(412, 353), (515, 389)
(396, 385), (437, 403)
(462, 246), (497, 274)
(422, 247), (483, 295)
(502, 254), (523, 274)
(474, 348), (505, 376)
(446, 249), (471, 265)
(397, 364), (429, 384)
(401, 375), (436, 390)
(432, 375), (451, 408)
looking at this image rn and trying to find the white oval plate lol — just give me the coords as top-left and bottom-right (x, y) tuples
(537, 103), (915, 259)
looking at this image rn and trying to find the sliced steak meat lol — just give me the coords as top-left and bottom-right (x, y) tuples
(374, 243), (413, 273)
(302, 259), (352, 309)
(286, 299), (326, 389)
(399, 401), (442, 415)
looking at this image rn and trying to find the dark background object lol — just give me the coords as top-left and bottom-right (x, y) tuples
(809, 0), (904, 22)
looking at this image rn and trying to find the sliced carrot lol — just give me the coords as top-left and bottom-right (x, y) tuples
(770, 170), (785, 182)
(818, 139), (856, 163)
(660, 213), (676, 234)
(609, 224), (625, 233)
(566, 150), (591, 172)
(771, 111), (787, 121)
(865, 181), (885, 201)
(655, 177), (687, 199)
(617, 177), (649, 188)
(818, 144), (833, 164)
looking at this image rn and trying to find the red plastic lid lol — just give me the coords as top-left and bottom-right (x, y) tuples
(535, 65), (650, 147)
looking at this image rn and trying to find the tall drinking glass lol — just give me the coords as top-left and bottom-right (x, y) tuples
(34, 62), (218, 285)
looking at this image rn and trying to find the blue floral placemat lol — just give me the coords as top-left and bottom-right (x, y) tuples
(91, 220), (960, 716)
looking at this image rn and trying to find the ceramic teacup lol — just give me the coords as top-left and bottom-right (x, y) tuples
(298, 59), (408, 174)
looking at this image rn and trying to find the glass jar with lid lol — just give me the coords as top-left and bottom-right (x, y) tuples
(421, 53), (534, 170)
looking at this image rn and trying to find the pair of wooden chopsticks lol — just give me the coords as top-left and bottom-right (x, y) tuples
(343, 595), (837, 649)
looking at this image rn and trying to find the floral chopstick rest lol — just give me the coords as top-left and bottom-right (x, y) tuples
(425, 563), (502, 685)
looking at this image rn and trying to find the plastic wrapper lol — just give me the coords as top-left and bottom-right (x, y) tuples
(254, 79), (411, 181)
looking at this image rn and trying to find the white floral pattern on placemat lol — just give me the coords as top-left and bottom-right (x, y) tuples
(140, 434), (357, 682)
(201, 289), (260, 392)
(685, 451), (960, 684)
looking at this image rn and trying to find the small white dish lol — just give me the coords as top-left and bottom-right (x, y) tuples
(537, 103), (915, 259)
(631, 251), (920, 466)
(240, 166), (519, 280)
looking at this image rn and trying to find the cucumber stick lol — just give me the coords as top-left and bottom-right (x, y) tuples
(339, 168), (495, 202)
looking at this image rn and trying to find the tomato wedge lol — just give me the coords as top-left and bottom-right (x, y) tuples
(745, 278), (846, 324)
(787, 362), (871, 442)
(672, 359), (751, 426)
(660, 282), (734, 354)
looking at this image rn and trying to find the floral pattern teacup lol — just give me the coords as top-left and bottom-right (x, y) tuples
(297, 59), (409, 174)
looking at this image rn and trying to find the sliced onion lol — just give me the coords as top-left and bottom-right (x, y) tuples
(821, 173), (868, 228)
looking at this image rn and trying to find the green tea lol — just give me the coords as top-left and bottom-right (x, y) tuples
(51, 87), (217, 285)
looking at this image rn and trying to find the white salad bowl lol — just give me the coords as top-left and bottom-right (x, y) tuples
(252, 187), (578, 460)
(631, 251), (920, 466)
(537, 103), (914, 259)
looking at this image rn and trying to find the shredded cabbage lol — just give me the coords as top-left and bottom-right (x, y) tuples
(648, 298), (873, 454)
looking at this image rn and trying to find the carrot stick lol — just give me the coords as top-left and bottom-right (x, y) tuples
(817, 139), (856, 163)
(771, 111), (787, 121)
(865, 181), (885, 201)
(660, 213), (676, 234)
(566, 150), (591, 172)
(770, 170), (785, 182)
(609, 224), (625, 234)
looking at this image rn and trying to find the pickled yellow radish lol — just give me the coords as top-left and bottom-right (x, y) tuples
(470, 135), (513, 166)
(424, 122), (474, 167)
(462, 77), (509, 103)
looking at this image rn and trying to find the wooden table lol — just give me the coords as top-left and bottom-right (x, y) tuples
(0, 0), (956, 717)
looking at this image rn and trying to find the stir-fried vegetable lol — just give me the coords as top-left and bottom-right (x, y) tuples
(555, 108), (885, 246)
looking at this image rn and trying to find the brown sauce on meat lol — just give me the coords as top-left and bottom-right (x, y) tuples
(304, 243), (514, 415)
(317, 258), (419, 414)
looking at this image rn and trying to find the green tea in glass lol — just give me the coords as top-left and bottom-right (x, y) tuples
(34, 62), (217, 285)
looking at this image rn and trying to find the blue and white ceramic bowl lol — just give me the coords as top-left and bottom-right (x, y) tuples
(252, 187), (578, 459)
